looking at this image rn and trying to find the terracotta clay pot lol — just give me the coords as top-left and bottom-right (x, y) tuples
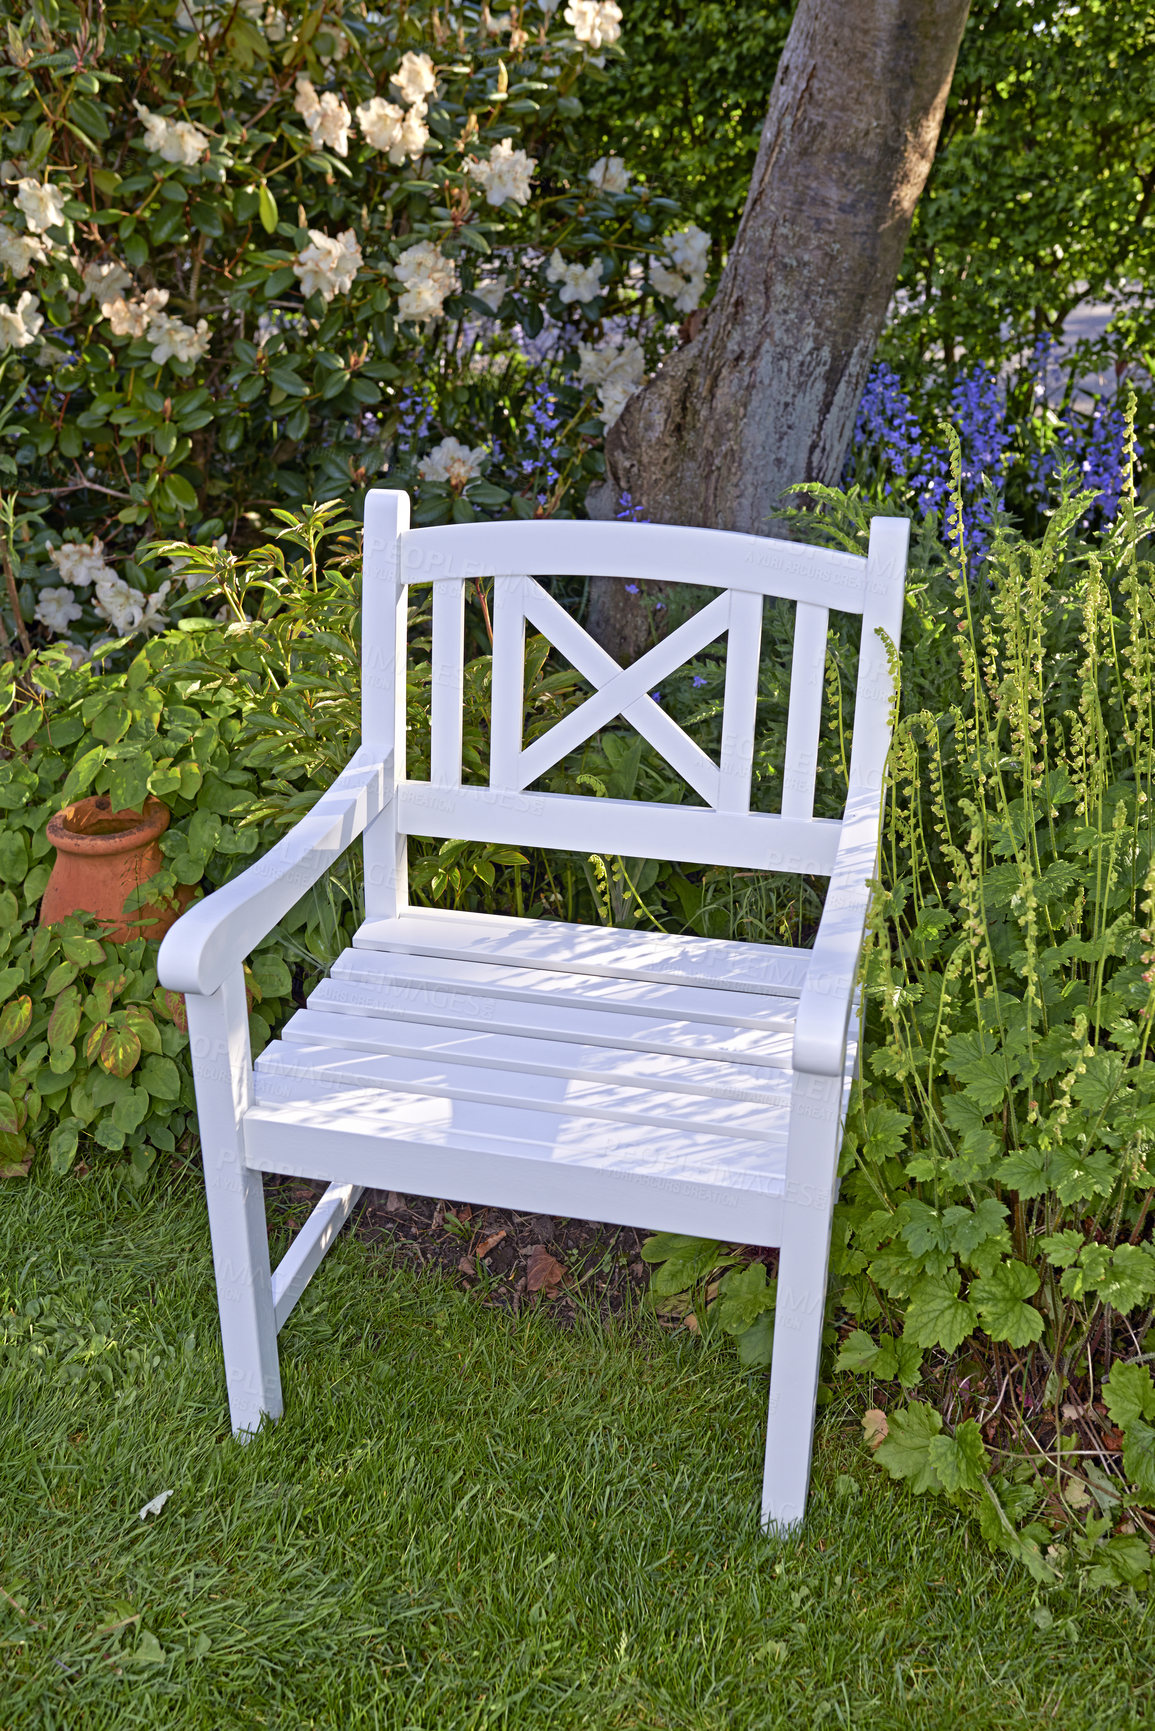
(40, 795), (193, 942)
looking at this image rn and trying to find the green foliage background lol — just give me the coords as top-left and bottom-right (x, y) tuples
(577, 0), (1155, 368)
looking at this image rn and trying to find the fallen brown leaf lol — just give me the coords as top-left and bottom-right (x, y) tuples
(457, 1254), (477, 1278)
(862, 1408), (889, 1450)
(526, 1244), (566, 1297)
(683, 1313), (700, 1334)
(476, 1229), (507, 1259)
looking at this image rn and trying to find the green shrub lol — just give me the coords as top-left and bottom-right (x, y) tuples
(0, 0), (707, 649)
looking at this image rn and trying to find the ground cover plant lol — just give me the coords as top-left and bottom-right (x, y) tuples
(4, 1161), (1155, 1729)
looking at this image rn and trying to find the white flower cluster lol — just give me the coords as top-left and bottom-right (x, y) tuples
(107, 286), (169, 338)
(466, 139), (536, 207)
(95, 576), (171, 635)
(293, 229), (363, 303)
(294, 77), (352, 157)
(81, 258), (132, 308)
(0, 290), (43, 352)
(12, 177), (66, 235)
(34, 538), (169, 637)
(547, 249), (604, 305)
(577, 333), (645, 427)
(588, 155), (629, 194)
(564, 1), (622, 50)
(48, 539), (116, 589)
(392, 51), (438, 107)
(394, 240), (458, 323)
(355, 96), (429, 162)
(419, 436), (488, 489)
(148, 311), (212, 365)
(133, 102), (210, 168)
(34, 586), (83, 635)
(84, 262), (211, 364)
(0, 222), (49, 278)
(37, 536), (172, 635)
(650, 223), (710, 314)
(355, 51), (436, 163)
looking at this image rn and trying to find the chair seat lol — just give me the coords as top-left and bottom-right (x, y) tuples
(242, 910), (856, 1243)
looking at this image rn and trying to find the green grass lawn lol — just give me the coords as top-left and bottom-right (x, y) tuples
(2, 1167), (1153, 1730)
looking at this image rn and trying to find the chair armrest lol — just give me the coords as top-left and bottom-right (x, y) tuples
(791, 789), (882, 1077)
(157, 747), (392, 998)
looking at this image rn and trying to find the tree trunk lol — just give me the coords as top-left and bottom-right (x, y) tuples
(587, 0), (971, 603)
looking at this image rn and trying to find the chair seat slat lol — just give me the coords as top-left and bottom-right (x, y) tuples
(281, 1004), (809, 1094)
(338, 943), (803, 1031)
(351, 906), (813, 994)
(308, 973), (808, 1069)
(256, 1037), (788, 1140)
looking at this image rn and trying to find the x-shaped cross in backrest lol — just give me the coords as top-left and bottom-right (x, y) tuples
(489, 574), (766, 813)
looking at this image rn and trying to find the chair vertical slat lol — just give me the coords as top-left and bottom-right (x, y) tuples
(489, 574), (528, 789)
(430, 579), (465, 787)
(362, 488), (410, 918)
(848, 517), (909, 797)
(780, 601), (828, 821)
(716, 589), (764, 814)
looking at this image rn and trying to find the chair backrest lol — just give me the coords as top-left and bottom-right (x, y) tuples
(360, 490), (908, 913)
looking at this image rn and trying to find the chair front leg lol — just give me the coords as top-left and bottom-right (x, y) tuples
(186, 965), (282, 1437)
(761, 1069), (843, 1531)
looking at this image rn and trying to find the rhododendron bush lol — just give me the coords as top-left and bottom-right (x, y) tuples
(0, 0), (711, 649)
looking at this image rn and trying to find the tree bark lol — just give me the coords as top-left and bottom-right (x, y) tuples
(587, 0), (971, 620)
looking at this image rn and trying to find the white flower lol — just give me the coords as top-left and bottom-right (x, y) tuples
(310, 92), (352, 156)
(294, 77), (351, 155)
(474, 274), (508, 313)
(147, 313), (211, 365)
(47, 538), (116, 589)
(293, 228), (363, 303)
(588, 155), (629, 194)
(81, 258), (133, 311)
(546, 249), (604, 305)
(93, 575), (171, 635)
(35, 587), (83, 634)
(106, 287), (170, 339)
(391, 51), (437, 108)
(355, 96), (429, 163)
(14, 178), (66, 234)
(0, 221), (48, 278)
(133, 102), (210, 167)
(577, 333), (645, 427)
(564, 1), (622, 49)
(466, 138), (536, 207)
(0, 290), (43, 351)
(393, 239), (458, 323)
(650, 223), (710, 314)
(419, 436), (488, 489)
(294, 74), (321, 122)
(398, 104), (431, 160)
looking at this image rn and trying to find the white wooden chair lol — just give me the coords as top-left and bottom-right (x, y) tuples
(157, 491), (908, 1530)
